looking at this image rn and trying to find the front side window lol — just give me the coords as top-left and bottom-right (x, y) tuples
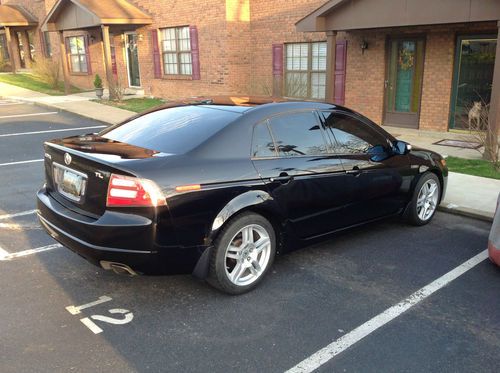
(267, 111), (327, 157)
(285, 42), (327, 100)
(160, 26), (192, 75)
(322, 112), (388, 154)
(67, 36), (87, 73)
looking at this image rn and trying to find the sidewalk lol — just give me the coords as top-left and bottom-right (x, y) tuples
(440, 172), (499, 221)
(0, 81), (497, 222)
(384, 126), (484, 160)
(0, 82), (134, 125)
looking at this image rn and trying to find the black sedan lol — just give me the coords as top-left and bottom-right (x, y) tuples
(37, 97), (448, 294)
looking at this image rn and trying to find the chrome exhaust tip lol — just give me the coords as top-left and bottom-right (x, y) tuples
(100, 261), (138, 276)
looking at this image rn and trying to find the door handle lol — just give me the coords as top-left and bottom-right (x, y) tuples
(345, 167), (361, 176)
(270, 173), (292, 183)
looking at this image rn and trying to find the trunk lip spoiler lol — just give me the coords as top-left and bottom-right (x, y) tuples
(44, 141), (140, 177)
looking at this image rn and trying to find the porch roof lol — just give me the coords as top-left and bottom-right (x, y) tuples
(42, 0), (152, 31)
(0, 5), (37, 28)
(296, 0), (500, 32)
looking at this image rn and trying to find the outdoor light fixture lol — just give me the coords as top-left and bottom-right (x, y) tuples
(360, 40), (368, 54)
(137, 34), (144, 42)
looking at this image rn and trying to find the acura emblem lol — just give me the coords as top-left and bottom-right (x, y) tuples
(64, 153), (72, 165)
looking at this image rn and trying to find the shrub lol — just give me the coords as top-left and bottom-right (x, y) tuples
(93, 74), (103, 89)
(32, 58), (60, 88)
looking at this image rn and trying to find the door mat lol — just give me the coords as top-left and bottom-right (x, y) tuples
(433, 139), (482, 149)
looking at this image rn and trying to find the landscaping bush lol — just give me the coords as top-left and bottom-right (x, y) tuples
(32, 58), (60, 89)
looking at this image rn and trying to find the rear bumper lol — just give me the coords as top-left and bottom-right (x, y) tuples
(488, 240), (500, 267)
(37, 188), (203, 275)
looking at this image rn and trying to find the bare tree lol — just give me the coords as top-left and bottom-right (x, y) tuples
(32, 58), (60, 89)
(461, 98), (499, 171)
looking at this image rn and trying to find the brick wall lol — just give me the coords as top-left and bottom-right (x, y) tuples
(248, 0), (326, 95)
(344, 22), (497, 131)
(2, 1), (498, 133)
(344, 31), (386, 125)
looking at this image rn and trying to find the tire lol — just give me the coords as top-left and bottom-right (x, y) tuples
(405, 172), (441, 226)
(208, 212), (276, 295)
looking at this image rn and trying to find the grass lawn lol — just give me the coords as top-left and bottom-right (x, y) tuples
(94, 98), (165, 113)
(446, 156), (500, 180)
(0, 73), (83, 95)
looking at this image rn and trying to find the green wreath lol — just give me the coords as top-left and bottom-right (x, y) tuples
(398, 49), (415, 70)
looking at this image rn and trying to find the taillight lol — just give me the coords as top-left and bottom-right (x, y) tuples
(106, 174), (165, 207)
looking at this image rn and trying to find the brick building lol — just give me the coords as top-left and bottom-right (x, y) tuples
(0, 0), (499, 139)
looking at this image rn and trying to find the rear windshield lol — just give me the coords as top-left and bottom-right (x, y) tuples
(100, 106), (240, 154)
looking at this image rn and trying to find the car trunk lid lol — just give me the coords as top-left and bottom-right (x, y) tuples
(43, 134), (170, 217)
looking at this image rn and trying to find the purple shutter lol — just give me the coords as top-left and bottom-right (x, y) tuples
(272, 44), (284, 97)
(272, 44), (283, 76)
(189, 25), (200, 80)
(334, 40), (347, 105)
(151, 29), (161, 78)
(84, 34), (92, 75)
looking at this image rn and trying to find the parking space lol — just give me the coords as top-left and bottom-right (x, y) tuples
(0, 102), (105, 165)
(0, 103), (498, 372)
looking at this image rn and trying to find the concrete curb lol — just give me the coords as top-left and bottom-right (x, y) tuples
(438, 205), (494, 223)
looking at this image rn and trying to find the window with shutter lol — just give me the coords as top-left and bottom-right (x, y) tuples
(285, 42), (327, 100)
(160, 26), (192, 75)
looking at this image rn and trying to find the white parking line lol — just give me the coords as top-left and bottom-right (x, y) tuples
(285, 249), (489, 373)
(0, 209), (37, 220)
(0, 112), (59, 120)
(0, 125), (106, 138)
(0, 159), (43, 167)
(0, 243), (62, 261)
(0, 102), (23, 106)
(0, 246), (9, 260)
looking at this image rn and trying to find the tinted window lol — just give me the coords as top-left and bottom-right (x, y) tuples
(268, 111), (327, 157)
(100, 106), (240, 154)
(322, 112), (387, 154)
(252, 122), (277, 158)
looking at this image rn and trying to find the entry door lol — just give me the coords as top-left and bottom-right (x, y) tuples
(125, 33), (141, 87)
(384, 38), (425, 128)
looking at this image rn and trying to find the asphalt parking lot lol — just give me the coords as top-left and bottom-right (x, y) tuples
(0, 100), (499, 373)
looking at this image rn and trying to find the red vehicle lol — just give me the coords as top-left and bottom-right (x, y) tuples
(488, 193), (500, 266)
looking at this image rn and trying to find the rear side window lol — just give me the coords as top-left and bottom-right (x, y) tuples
(252, 122), (277, 158)
(322, 111), (388, 154)
(100, 106), (240, 154)
(267, 111), (327, 157)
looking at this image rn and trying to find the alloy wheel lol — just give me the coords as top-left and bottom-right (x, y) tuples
(224, 224), (272, 286)
(416, 179), (439, 221)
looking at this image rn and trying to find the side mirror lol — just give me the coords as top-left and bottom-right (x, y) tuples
(393, 140), (412, 155)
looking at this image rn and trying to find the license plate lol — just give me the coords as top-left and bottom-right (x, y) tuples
(53, 163), (87, 202)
